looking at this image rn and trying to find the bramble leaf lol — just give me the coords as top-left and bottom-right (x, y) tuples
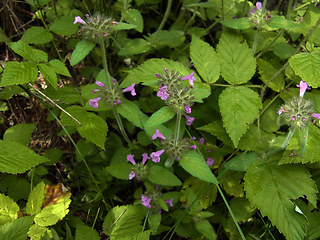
(0, 216), (33, 240)
(0, 194), (19, 226)
(48, 59), (71, 77)
(38, 63), (57, 88)
(26, 182), (46, 215)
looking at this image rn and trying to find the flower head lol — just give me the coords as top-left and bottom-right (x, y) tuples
(185, 105), (192, 114)
(152, 129), (166, 140)
(297, 81), (310, 98)
(142, 153), (150, 165)
(96, 81), (105, 87)
(184, 114), (195, 126)
(277, 107), (285, 115)
(73, 16), (86, 24)
(129, 170), (136, 180)
(206, 157), (214, 166)
(181, 72), (195, 87)
(190, 145), (196, 150)
(249, 2), (262, 15)
(165, 198), (173, 207)
(89, 97), (101, 109)
(312, 113), (320, 120)
(141, 195), (152, 208)
(150, 150), (165, 163)
(122, 83), (136, 96)
(157, 85), (169, 100)
(127, 154), (136, 165)
(199, 138), (205, 144)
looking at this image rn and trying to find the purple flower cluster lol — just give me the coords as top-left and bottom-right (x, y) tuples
(249, 2), (262, 16)
(127, 153), (150, 180)
(141, 194), (174, 214)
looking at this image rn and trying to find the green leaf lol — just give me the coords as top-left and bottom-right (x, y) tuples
(257, 58), (285, 92)
(122, 9), (144, 33)
(179, 151), (218, 184)
(147, 30), (185, 48)
(70, 40), (96, 66)
(144, 106), (175, 129)
(21, 27), (53, 44)
(116, 100), (146, 128)
(219, 170), (244, 197)
(0, 216), (33, 240)
(148, 213), (161, 233)
(27, 224), (47, 240)
(195, 219), (217, 240)
(0, 62), (38, 87)
(118, 38), (152, 56)
(221, 18), (251, 30)
(219, 86), (262, 147)
(49, 16), (78, 37)
(38, 63), (57, 88)
(0, 194), (19, 226)
(216, 32), (256, 84)
(273, 42), (296, 60)
(75, 224), (100, 240)
(0, 140), (49, 174)
(267, 16), (300, 29)
(190, 35), (220, 84)
(48, 59), (71, 77)
(289, 52), (320, 88)
(224, 152), (259, 172)
(3, 123), (35, 145)
(9, 41), (48, 63)
(112, 22), (137, 31)
(105, 163), (132, 180)
(26, 182), (46, 215)
(102, 205), (144, 240)
(43, 86), (81, 104)
(230, 198), (255, 222)
(133, 230), (151, 240)
(25, 0), (50, 7)
(146, 165), (182, 186)
(244, 160), (317, 240)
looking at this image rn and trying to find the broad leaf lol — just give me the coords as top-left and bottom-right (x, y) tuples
(116, 100), (146, 129)
(0, 140), (48, 174)
(27, 224), (47, 240)
(144, 106), (175, 129)
(21, 27), (53, 44)
(216, 32), (256, 84)
(147, 30), (185, 49)
(146, 165), (182, 186)
(9, 41), (48, 63)
(48, 59), (71, 77)
(38, 63), (57, 88)
(179, 151), (218, 184)
(26, 182), (46, 215)
(75, 224), (100, 240)
(244, 160), (317, 240)
(190, 35), (220, 84)
(0, 62), (38, 87)
(3, 123), (35, 145)
(105, 163), (132, 180)
(0, 216), (33, 240)
(221, 18), (251, 29)
(289, 51), (320, 88)
(267, 16), (300, 29)
(219, 86), (262, 147)
(224, 152), (259, 172)
(122, 9), (143, 33)
(195, 219), (217, 240)
(0, 194), (19, 226)
(49, 16), (78, 37)
(118, 38), (152, 56)
(70, 40), (96, 66)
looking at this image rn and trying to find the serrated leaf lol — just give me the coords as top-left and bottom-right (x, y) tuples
(102, 205), (144, 240)
(257, 58), (285, 92)
(144, 106), (175, 129)
(49, 16), (78, 37)
(230, 198), (254, 222)
(38, 63), (57, 88)
(9, 41), (48, 62)
(43, 86), (80, 104)
(0, 140), (48, 174)
(133, 230), (151, 240)
(26, 182), (46, 215)
(70, 40), (96, 66)
(219, 170), (244, 197)
(190, 35), (220, 84)
(48, 59), (71, 77)
(3, 123), (35, 145)
(179, 151), (218, 184)
(105, 163), (132, 180)
(27, 224), (47, 240)
(244, 160), (318, 240)
(146, 165), (182, 186)
(0, 62), (38, 87)
(195, 219), (217, 240)
(0, 216), (33, 240)
(216, 32), (256, 84)
(75, 224), (100, 240)
(219, 86), (262, 147)
(221, 18), (251, 29)
(122, 9), (143, 33)
(224, 152), (259, 172)
(21, 27), (53, 44)
(289, 52), (320, 88)
(118, 38), (152, 56)
(0, 194), (19, 226)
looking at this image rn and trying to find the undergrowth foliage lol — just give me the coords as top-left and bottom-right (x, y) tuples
(1, 0), (320, 239)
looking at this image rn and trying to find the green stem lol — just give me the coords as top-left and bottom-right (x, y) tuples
(217, 184), (247, 240)
(266, 127), (296, 158)
(294, 2), (310, 12)
(99, 36), (112, 91)
(255, 29), (284, 59)
(156, 0), (172, 33)
(174, 112), (182, 145)
(113, 106), (131, 144)
(252, 29), (260, 55)
(286, 0), (293, 19)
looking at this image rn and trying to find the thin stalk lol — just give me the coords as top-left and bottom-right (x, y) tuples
(142, 209), (150, 232)
(156, 0), (173, 33)
(99, 36), (113, 91)
(174, 112), (182, 145)
(252, 29), (260, 55)
(217, 184), (247, 240)
(294, 2), (310, 12)
(266, 127), (296, 158)
(286, 0), (293, 19)
(255, 29), (284, 59)
(92, 207), (100, 229)
(112, 106), (131, 144)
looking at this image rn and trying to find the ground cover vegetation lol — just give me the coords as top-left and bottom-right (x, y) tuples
(1, 0), (320, 239)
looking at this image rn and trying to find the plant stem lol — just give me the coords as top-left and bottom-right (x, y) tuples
(113, 105), (131, 144)
(252, 29), (260, 55)
(156, 0), (173, 33)
(286, 0), (293, 19)
(99, 36), (112, 91)
(174, 112), (182, 145)
(266, 127), (296, 158)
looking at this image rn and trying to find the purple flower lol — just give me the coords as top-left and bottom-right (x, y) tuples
(96, 81), (104, 87)
(129, 170), (136, 180)
(103, 33), (107, 37)
(181, 72), (195, 87)
(185, 105), (191, 114)
(297, 81), (309, 98)
(190, 145), (196, 150)
(92, 89), (100, 94)
(199, 138), (205, 144)
(249, 2), (262, 15)
(184, 114), (195, 126)
(152, 129), (166, 140)
(112, 79), (117, 85)
(155, 74), (161, 78)
(89, 97), (101, 109)
(312, 113), (320, 119)
(113, 99), (122, 105)
(206, 157), (214, 166)
(122, 83), (136, 96)
(277, 107), (285, 115)
(142, 153), (150, 165)
(191, 136), (196, 140)
(150, 150), (165, 163)
(165, 198), (173, 207)
(157, 85), (169, 100)
(73, 16), (86, 24)
(141, 195), (152, 208)
(127, 154), (136, 165)
(256, 2), (262, 10)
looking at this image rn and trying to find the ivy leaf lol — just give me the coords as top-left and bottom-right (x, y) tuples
(26, 182), (46, 215)
(0, 140), (49, 174)
(289, 52), (320, 88)
(21, 26), (53, 44)
(219, 86), (262, 147)
(146, 165), (182, 186)
(75, 224), (100, 240)
(70, 40), (96, 66)
(244, 160), (317, 240)
(3, 123), (35, 145)
(144, 106), (175, 129)
(0, 62), (38, 87)
(0, 216), (33, 240)
(38, 63), (57, 88)
(122, 9), (144, 33)
(102, 205), (145, 240)
(48, 59), (71, 77)
(216, 32), (256, 84)
(0, 194), (19, 226)
(179, 151), (218, 184)
(190, 35), (220, 84)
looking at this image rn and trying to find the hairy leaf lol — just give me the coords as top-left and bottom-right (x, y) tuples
(1, 62), (38, 87)
(116, 100), (147, 129)
(106, 163), (132, 180)
(144, 106), (175, 129)
(146, 165), (182, 186)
